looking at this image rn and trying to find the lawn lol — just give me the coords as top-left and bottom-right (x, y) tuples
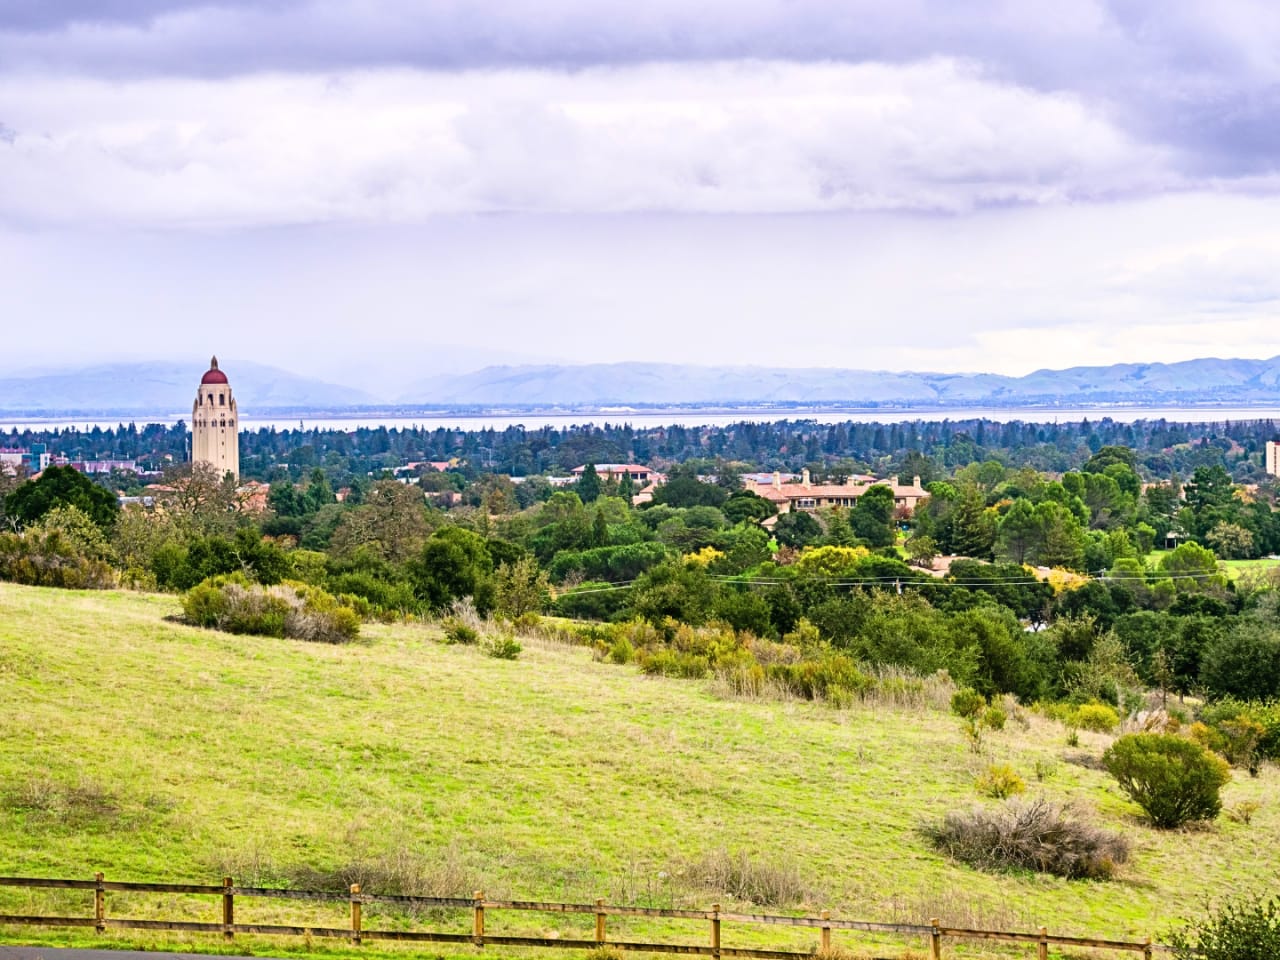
(0, 582), (1276, 958)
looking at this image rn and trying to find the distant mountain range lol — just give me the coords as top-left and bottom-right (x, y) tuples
(5, 355), (1280, 417)
(416, 356), (1280, 407)
(0, 361), (375, 416)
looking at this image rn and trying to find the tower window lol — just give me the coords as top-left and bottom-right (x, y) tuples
(209, 393), (214, 404)
(219, 394), (225, 406)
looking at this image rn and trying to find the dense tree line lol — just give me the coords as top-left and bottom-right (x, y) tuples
(7, 415), (1280, 487)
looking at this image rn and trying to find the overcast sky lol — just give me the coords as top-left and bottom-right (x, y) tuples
(4, 1), (1280, 392)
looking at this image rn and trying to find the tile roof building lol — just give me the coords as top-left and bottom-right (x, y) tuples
(744, 468), (928, 516)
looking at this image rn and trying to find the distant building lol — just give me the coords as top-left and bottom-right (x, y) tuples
(1267, 440), (1280, 477)
(0, 443), (50, 475)
(572, 463), (654, 483)
(745, 469), (928, 516)
(71, 459), (138, 475)
(191, 356), (240, 482)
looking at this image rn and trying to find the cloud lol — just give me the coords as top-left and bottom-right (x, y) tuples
(4, 1), (1279, 200)
(0, 60), (1170, 226)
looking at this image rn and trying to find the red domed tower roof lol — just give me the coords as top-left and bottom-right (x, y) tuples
(201, 355), (229, 384)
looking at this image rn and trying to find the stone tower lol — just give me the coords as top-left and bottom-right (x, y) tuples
(191, 356), (240, 482)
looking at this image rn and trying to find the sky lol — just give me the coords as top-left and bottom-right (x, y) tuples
(4, 0), (1280, 394)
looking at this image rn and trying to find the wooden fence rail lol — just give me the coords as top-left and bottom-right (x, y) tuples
(0, 875), (1166, 959)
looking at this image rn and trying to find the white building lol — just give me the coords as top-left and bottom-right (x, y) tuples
(1267, 440), (1280, 477)
(191, 356), (240, 482)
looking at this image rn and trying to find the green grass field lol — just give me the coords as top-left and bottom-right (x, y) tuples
(1, 582), (1277, 958)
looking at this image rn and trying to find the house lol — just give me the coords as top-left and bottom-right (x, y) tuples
(572, 463), (655, 483)
(744, 469), (928, 516)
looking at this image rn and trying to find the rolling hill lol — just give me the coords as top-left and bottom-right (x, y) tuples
(0, 582), (1275, 957)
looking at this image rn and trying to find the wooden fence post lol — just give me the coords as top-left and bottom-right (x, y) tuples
(1037, 926), (1048, 960)
(710, 903), (721, 959)
(1143, 936), (1153, 960)
(473, 890), (485, 946)
(595, 899), (607, 943)
(820, 910), (831, 953)
(222, 877), (234, 940)
(94, 873), (105, 934)
(350, 884), (361, 945)
(929, 917), (941, 960)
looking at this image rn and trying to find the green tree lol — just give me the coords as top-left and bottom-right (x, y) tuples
(722, 490), (777, 525)
(628, 559), (717, 626)
(946, 483), (996, 559)
(5, 465), (119, 533)
(995, 498), (1039, 564)
(592, 505), (609, 547)
(773, 510), (822, 549)
(493, 555), (550, 618)
(905, 534), (938, 569)
(329, 479), (432, 564)
(651, 464), (727, 509)
(849, 484), (896, 547)
(577, 464), (602, 504)
(1159, 541), (1225, 590)
(407, 526), (495, 612)
(1102, 733), (1231, 828)
(1199, 623), (1280, 701)
(1204, 521), (1255, 560)
(1031, 500), (1086, 570)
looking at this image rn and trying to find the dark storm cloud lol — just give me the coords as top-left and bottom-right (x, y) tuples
(3, 0), (1279, 181)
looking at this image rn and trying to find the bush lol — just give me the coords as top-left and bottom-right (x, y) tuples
(975, 764), (1026, 799)
(482, 631), (522, 660)
(1102, 733), (1231, 828)
(1074, 702), (1121, 733)
(441, 618), (481, 645)
(951, 688), (986, 719)
(678, 848), (808, 907)
(982, 705), (1007, 731)
(1199, 699), (1280, 768)
(607, 636), (635, 664)
(1169, 894), (1280, 959)
(0, 528), (116, 589)
(639, 649), (710, 679)
(926, 796), (1128, 879)
(181, 577), (360, 643)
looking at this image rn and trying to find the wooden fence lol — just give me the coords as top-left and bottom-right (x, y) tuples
(0, 874), (1165, 959)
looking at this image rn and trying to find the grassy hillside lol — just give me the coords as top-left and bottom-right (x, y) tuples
(0, 582), (1277, 957)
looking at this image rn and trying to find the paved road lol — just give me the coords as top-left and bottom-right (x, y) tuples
(0, 949), (273, 960)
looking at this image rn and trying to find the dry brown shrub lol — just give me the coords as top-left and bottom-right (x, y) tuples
(925, 796), (1129, 880)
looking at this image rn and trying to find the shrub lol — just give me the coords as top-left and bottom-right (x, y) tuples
(975, 764), (1026, 799)
(926, 796), (1128, 879)
(951, 688), (986, 719)
(639, 649), (710, 679)
(181, 577), (360, 643)
(607, 636), (635, 664)
(441, 618), (481, 645)
(678, 848), (808, 907)
(0, 528), (116, 589)
(983, 705), (1007, 731)
(482, 631), (522, 660)
(1102, 733), (1231, 828)
(1225, 800), (1261, 826)
(1168, 894), (1280, 959)
(1074, 702), (1121, 733)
